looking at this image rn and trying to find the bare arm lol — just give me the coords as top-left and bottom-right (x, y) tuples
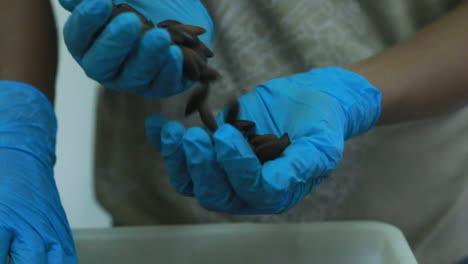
(0, 0), (58, 103)
(347, 1), (468, 125)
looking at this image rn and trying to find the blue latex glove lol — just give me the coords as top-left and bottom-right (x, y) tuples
(0, 82), (76, 263)
(61, 0), (214, 97)
(145, 67), (382, 214)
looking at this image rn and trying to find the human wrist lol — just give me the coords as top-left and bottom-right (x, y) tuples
(346, 57), (405, 126)
(0, 81), (57, 166)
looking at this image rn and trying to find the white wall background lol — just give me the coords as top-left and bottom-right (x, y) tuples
(52, 2), (112, 229)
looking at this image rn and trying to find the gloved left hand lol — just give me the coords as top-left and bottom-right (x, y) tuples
(61, 0), (214, 98)
(145, 67), (382, 214)
(0, 82), (76, 263)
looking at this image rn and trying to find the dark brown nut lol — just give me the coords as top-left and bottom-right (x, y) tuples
(185, 85), (218, 132)
(181, 39), (214, 59)
(248, 134), (259, 141)
(192, 47), (209, 63)
(198, 100), (218, 132)
(160, 23), (213, 57)
(170, 25), (212, 57)
(174, 24), (207, 36)
(157, 20), (183, 28)
(254, 133), (291, 163)
(185, 86), (210, 116)
(158, 19), (217, 81)
(180, 46), (218, 82)
(199, 66), (221, 82)
(111, 4), (155, 34)
(225, 100), (240, 125)
(196, 41), (214, 58)
(249, 134), (279, 148)
(181, 46), (206, 81)
(167, 26), (200, 48)
(231, 120), (256, 134)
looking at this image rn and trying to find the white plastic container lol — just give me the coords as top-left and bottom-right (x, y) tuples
(73, 221), (418, 264)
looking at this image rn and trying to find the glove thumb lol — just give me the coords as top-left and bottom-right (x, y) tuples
(145, 114), (170, 152)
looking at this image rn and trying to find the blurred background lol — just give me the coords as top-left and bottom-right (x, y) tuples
(51, 1), (111, 228)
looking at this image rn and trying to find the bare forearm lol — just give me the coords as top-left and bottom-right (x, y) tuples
(0, 0), (58, 103)
(348, 1), (468, 125)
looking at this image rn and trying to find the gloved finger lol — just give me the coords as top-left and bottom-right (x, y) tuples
(260, 136), (341, 208)
(45, 244), (64, 264)
(146, 114), (193, 195)
(114, 28), (172, 94)
(160, 121), (193, 196)
(80, 12), (142, 82)
(63, 0), (113, 60)
(0, 228), (11, 263)
(9, 232), (47, 264)
(47, 241), (76, 264)
(148, 45), (190, 98)
(145, 114), (170, 152)
(0, 207), (47, 264)
(182, 128), (244, 212)
(58, 0), (83, 12)
(215, 124), (283, 211)
(214, 126), (319, 214)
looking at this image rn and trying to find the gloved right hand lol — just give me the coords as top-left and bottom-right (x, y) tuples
(145, 67), (382, 214)
(60, 0), (214, 98)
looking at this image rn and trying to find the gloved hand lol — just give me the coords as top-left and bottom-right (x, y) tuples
(60, 0), (214, 97)
(145, 67), (382, 214)
(0, 82), (76, 263)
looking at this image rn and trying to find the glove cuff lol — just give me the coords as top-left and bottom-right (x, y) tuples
(0, 81), (58, 167)
(310, 67), (382, 139)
